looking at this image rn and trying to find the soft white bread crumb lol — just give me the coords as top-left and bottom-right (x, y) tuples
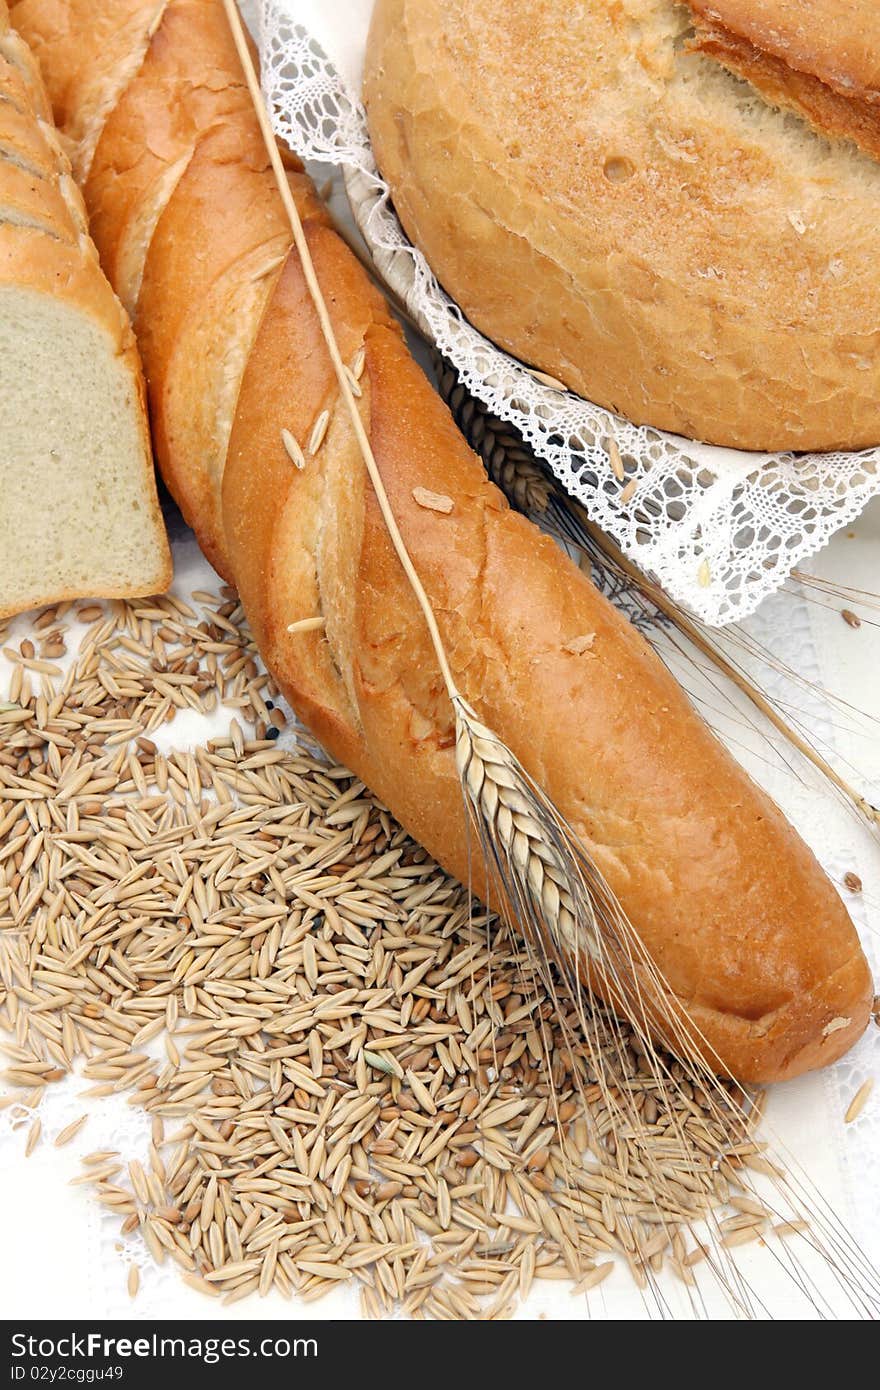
(0, 287), (170, 617)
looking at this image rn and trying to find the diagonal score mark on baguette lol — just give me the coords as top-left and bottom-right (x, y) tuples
(43, 0), (170, 184)
(220, 1), (880, 1316)
(81, 1), (272, 322)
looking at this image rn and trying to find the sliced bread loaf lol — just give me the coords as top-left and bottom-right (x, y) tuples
(0, 0), (170, 619)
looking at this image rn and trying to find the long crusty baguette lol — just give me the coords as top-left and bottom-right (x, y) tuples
(0, 0), (170, 620)
(12, 0), (872, 1082)
(363, 0), (880, 452)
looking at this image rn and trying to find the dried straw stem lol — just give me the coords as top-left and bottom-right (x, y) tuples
(454, 697), (595, 963)
(219, 0), (669, 1057)
(208, 17), (880, 1315)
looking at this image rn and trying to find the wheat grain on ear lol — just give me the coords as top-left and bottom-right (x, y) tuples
(220, 1), (645, 1030)
(453, 696), (597, 964)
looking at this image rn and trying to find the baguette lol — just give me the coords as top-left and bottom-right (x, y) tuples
(12, 0), (872, 1082)
(363, 0), (880, 452)
(0, 0), (170, 620)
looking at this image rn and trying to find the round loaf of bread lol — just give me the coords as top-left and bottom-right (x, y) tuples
(364, 0), (880, 451)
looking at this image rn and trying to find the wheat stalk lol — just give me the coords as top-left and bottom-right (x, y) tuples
(432, 354), (552, 514)
(223, 0), (754, 1097)
(432, 363), (880, 1311)
(453, 695), (595, 962)
(454, 683), (880, 1315)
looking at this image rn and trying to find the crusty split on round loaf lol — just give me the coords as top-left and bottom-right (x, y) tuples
(0, 0), (170, 619)
(685, 0), (880, 162)
(12, 0), (873, 1082)
(364, 0), (880, 451)
(688, 0), (880, 104)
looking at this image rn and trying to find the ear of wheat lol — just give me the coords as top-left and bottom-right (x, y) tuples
(454, 695), (597, 964)
(427, 350), (880, 1314)
(225, 1), (880, 1317)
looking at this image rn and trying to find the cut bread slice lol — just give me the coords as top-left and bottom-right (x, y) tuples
(0, 5), (170, 618)
(8, 0), (299, 581)
(0, 283), (170, 617)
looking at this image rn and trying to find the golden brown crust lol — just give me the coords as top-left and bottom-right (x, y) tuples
(136, 125), (294, 575)
(0, 1), (51, 119)
(83, 0), (256, 313)
(687, 0), (880, 102)
(227, 215), (872, 1083)
(19, 0), (313, 578)
(689, 13), (880, 160)
(364, 0), (880, 452)
(9, 0), (169, 180)
(224, 220), (383, 777)
(22, 0), (873, 1081)
(0, 138), (81, 238)
(0, 3), (171, 614)
(0, 90), (61, 178)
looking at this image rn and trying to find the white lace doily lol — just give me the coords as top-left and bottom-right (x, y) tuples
(257, 0), (880, 628)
